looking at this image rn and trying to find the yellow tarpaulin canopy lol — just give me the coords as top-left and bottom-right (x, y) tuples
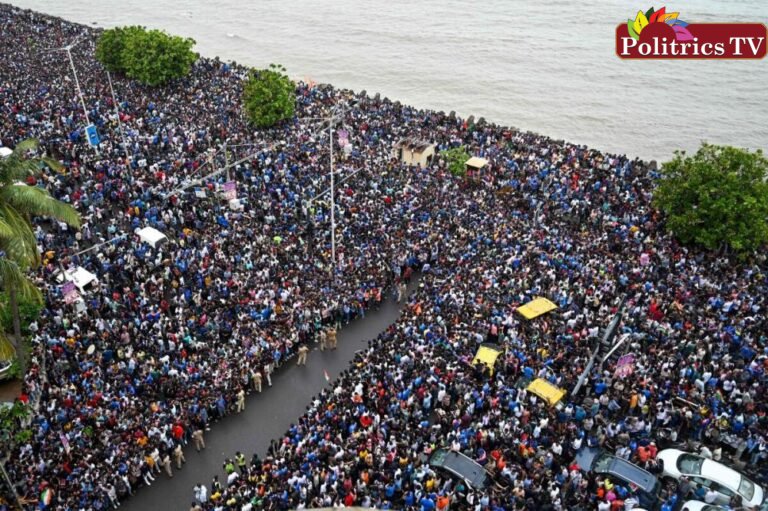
(517, 297), (558, 320)
(472, 343), (502, 375)
(526, 378), (565, 406)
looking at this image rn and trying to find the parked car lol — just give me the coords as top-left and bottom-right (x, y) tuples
(679, 501), (726, 511)
(428, 449), (491, 490)
(576, 447), (661, 510)
(657, 449), (765, 509)
(0, 359), (13, 381)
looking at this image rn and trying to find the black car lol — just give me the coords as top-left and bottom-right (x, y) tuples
(576, 447), (662, 510)
(428, 449), (491, 490)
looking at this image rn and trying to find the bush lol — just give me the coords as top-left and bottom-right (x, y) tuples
(96, 26), (197, 86)
(0, 291), (42, 335)
(654, 143), (768, 254)
(95, 26), (140, 72)
(440, 147), (471, 177)
(0, 400), (31, 445)
(242, 64), (296, 128)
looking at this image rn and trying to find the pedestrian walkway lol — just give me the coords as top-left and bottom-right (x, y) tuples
(121, 278), (419, 511)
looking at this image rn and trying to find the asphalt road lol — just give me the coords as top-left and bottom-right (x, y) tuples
(122, 279), (418, 511)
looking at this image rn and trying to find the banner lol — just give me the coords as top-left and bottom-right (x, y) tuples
(85, 124), (100, 146)
(60, 432), (71, 454)
(194, 188), (207, 198)
(337, 129), (349, 147)
(221, 181), (237, 200)
(61, 281), (79, 305)
(614, 353), (635, 378)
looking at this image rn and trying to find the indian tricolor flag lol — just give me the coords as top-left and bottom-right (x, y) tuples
(40, 487), (54, 507)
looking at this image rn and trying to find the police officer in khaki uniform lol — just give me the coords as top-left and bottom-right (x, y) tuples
(297, 344), (309, 365)
(192, 429), (205, 452)
(318, 328), (328, 351)
(251, 369), (262, 393)
(173, 444), (186, 469)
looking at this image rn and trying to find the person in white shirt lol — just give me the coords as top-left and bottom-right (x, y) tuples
(704, 488), (719, 504)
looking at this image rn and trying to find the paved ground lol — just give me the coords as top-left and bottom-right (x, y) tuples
(0, 378), (21, 403)
(122, 279), (418, 511)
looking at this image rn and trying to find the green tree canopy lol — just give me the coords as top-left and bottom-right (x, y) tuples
(0, 139), (80, 371)
(440, 146), (471, 176)
(242, 64), (296, 128)
(654, 143), (768, 254)
(96, 26), (197, 86)
(94, 25), (142, 72)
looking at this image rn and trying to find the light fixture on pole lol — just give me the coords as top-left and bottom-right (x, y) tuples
(299, 100), (354, 279)
(106, 70), (130, 158)
(49, 35), (100, 155)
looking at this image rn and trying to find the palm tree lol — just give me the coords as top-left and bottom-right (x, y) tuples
(0, 139), (80, 375)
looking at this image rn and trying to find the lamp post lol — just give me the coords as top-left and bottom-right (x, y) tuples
(300, 100), (353, 277)
(571, 295), (628, 397)
(47, 36), (99, 155)
(160, 151), (261, 200)
(329, 117), (336, 268)
(106, 70), (130, 157)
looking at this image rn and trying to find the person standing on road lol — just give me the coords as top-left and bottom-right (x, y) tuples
(211, 476), (222, 495)
(223, 458), (236, 477)
(192, 429), (206, 452)
(297, 344), (309, 365)
(236, 451), (247, 473)
(236, 388), (246, 413)
(161, 452), (173, 478)
(327, 326), (338, 350)
(397, 281), (407, 303)
(318, 328), (328, 351)
(264, 361), (273, 387)
(173, 444), (186, 469)
(252, 369), (263, 393)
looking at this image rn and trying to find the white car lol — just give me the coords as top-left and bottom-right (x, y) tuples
(679, 500), (726, 511)
(657, 449), (765, 508)
(0, 359), (12, 381)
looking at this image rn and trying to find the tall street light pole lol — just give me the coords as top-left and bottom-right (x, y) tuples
(106, 70), (130, 158)
(50, 36), (99, 155)
(329, 115), (336, 270)
(300, 101), (353, 279)
(63, 39), (90, 125)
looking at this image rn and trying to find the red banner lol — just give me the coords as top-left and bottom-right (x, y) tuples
(617, 22), (766, 59)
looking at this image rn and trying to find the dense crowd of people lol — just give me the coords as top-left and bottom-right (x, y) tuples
(0, 4), (766, 511)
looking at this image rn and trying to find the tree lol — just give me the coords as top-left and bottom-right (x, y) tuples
(94, 26), (140, 72)
(242, 64), (296, 128)
(0, 400), (31, 445)
(96, 26), (197, 86)
(0, 139), (80, 374)
(654, 143), (768, 254)
(440, 146), (471, 177)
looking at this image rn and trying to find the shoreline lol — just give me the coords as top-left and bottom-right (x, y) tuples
(2, 3), (766, 511)
(0, 1), (653, 165)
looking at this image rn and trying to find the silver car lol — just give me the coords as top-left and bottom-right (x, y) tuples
(0, 359), (13, 381)
(657, 449), (765, 509)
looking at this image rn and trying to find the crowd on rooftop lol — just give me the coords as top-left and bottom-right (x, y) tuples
(0, 4), (766, 511)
